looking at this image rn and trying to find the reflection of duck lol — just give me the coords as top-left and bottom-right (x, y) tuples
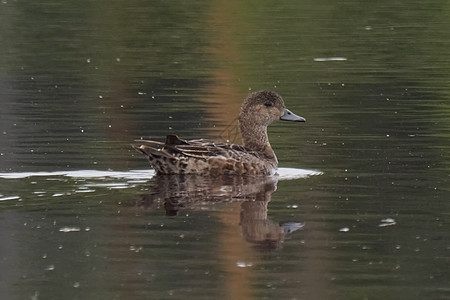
(134, 91), (305, 176)
(138, 175), (304, 251)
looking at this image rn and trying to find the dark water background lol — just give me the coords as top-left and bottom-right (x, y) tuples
(1, 1), (449, 299)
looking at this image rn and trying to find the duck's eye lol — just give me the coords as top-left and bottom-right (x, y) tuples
(264, 102), (273, 107)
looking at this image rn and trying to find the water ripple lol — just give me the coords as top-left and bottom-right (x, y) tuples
(0, 168), (322, 181)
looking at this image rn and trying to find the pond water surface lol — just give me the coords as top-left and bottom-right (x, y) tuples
(1, 1), (449, 299)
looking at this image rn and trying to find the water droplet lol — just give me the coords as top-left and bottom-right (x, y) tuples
(378, 218), (396, 227)
(45, 265), (55, 271)
(236, 261), (253, 268)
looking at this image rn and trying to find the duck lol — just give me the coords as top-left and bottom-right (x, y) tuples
(133, 90), (305, 176)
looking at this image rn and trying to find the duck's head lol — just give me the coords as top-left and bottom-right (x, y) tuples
(239, 91), (305, 126)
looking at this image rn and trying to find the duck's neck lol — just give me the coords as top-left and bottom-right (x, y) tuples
(239, 120), (278, 165)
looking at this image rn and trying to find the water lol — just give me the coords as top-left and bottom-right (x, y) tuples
(1, 1), (449, 299)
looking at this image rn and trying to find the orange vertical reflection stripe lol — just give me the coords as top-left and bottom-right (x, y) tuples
(202, 0), (254, 299)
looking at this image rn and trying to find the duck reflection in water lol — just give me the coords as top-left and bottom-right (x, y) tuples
(138, 175), (304, 251)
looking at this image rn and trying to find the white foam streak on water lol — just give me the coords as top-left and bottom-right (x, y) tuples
(0, 170), (155, 179)
(0, 195), (21, 201)
(0, 168), (322, 181)
(59, 227), (81, 233)
(276, 168), (322, 180)
(313, 57), (348, 61)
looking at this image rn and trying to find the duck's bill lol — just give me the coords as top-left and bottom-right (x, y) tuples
(280, 108), (306, 122)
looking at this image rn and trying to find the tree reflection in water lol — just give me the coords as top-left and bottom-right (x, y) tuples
(138, 175), (304, 251)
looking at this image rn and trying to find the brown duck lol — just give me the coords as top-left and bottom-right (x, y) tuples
(134, 91), (305, 176)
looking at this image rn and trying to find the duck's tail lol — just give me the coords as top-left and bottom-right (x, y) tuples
(132, 143), (182, 174)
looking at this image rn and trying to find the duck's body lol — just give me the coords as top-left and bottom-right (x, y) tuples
(135, 135), (277, 176)
(134, 91), (305, 176)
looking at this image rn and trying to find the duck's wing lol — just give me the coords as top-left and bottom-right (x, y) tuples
(136, 135), (260, 160)
(172, 139), (262, 161)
